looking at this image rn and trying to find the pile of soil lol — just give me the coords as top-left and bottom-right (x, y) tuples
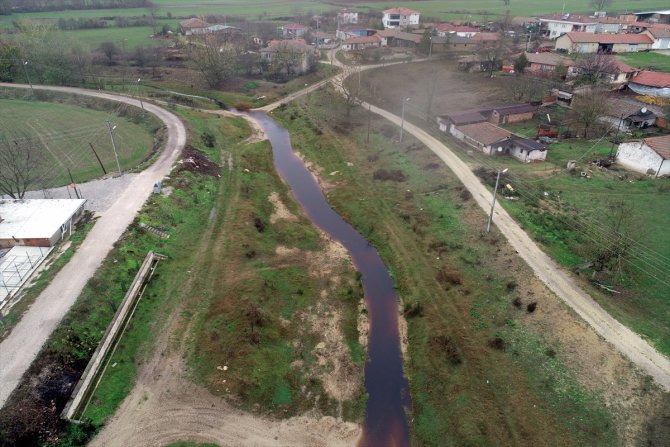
(178, 146), (220, 177)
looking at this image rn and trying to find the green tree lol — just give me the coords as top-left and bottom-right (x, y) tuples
(418, 30), (432, 56)
(513, 52), (528, 74)
(0, 41), (22, 81)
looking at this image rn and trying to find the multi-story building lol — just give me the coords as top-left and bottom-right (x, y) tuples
(382, 8), (420, 29)
(539, 14), (597, 38)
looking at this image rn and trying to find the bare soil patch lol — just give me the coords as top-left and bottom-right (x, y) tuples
(268, 191), (298, 224)
(177, 146), (220, 177)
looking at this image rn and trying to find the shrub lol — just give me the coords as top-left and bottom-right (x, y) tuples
(235, 102), (252, 112)
(373, 168), (406, 182)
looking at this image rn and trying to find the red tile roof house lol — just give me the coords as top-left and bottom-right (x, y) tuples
(382, 8), (420, 29)
(524, 52), (577, 78)
(616, 134), (670, 177)
(342, 35), (382, 51)
(450, 122), (548, 162)
(434, 23), (479, 37)
(628, 71), (670, 98)
(555, 32), (654, 53)
(282, 23), (310, 38)
(180, 18), (210, 36)
(571, 58), (638, 85)
(643, 26), (670, 50)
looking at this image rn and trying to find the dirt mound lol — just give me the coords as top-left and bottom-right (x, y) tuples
(178, 146), (220, 177)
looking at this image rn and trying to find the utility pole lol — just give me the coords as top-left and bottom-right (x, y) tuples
(429, 36), (433, 58)
(609, 114), (624, 160)
(89, 142), (107, 175)
(487, 168), (508, 233)
(67, 168), (81, 199)
(136, 78), (144, 112)
(22, 61), (33, 94)
(399, 97), (410, 142)
(367, 102), (371, 143)
(106, 120), (122, 175)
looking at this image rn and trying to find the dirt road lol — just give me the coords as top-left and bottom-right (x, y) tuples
(362, 101), (670, 391)
(0, 83), (186, 407)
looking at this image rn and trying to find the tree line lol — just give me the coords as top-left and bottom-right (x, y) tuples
(1, 0), (153, 14)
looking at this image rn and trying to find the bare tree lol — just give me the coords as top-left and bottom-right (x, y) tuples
(570, 90), (610, 138)
(189, 36), (239, 88)
(0, 134), (42, 199)
(99, 41), (119, 66)
(590, 0), (612, 12)
(424, 70), (439, 122)
(505, 76), (545, 102)
(332, 63), (362, 117)
(575, 53), (618, 84)
(587, 201), (639, 275)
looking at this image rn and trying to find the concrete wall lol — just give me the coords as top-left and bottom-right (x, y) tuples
(617, 141), (670, 176)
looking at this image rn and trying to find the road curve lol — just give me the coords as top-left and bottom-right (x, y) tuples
(362, 101), (670, 391)
(0, 83), (186, 407)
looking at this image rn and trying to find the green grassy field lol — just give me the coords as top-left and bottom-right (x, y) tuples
(0, 97), (157, 188)
(617, 52), (670, 73)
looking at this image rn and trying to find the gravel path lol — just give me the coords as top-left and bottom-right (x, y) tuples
(0, 83), (186, 407)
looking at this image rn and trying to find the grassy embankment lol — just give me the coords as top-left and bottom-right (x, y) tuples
(273, 87), (616, 446)
(0, 90), (161, 188)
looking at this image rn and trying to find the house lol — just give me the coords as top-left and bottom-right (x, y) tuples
(436, 110), (488, 133)
(336, 27), (376, 40)
(434, 23), (479, 38)
(341, 35), (382, 51)
(260, 39), (315, 74)
(179, 18), (210, 36)
(628, 71), (670, 98)
(616, 134), (670, 177)
(337, 9), (359, 25)
(450, 122), (548, 161)
(443, 35), (477, 52)
(282, 23), (309, 38)
(539, 14), (597, 39)
(489, 103), (538, 125)
(572, 58), (638, 85)
(206, 24), (241, 34)
(643, 27), (670, 50)
(595, 16), (628, 34)
(600, 98), (664, 130)
(382, 8), (420, 29)
(376, 29), (421, 48)
(0, 199), (86, 248)
(555, 32), (653, 53)
(524, 52), (576, 77)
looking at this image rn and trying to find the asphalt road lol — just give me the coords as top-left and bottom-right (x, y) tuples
(0, 83), (186, 407)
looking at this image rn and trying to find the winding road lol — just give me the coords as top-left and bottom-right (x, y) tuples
(0, 83), (186, 407)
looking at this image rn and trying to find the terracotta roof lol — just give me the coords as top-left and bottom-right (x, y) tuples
(284, 23), (309, 29)
(630, 71), (670, 88)
(456, 122), (512, 146)
(180, 18), (209, 29)
(644, 135), (670, 159)
(539, 14), (597, 24)
(646, 27), (670, 38)
(343, 35), (381, 45)
(562, 32), (653, 44)
(610, 58), (637, 74)
(525, 52), (575, 67)
(377, 30), (422, 43)
(472, 32), (501, 42)
(597, 17), (625, 24)
(383, 8), (419, 15)
(435, 23), (479, 33)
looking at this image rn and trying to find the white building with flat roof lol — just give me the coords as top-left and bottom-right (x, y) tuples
(0, 199), (86, 248)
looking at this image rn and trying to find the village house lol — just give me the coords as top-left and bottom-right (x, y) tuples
(434, 23), (479, 38)
(489, 104), (538, 125)
(376, 29), (421, 48)
(436, 110), (488, 133)
(341, 35), (382, 51)
(449, 121), (548, 162)
(600, 98), (665, 130)
(382, 8), (420, 29)
(524, 52), (576, 77)
(260, 39), (315, 74)
(628, 71), (670, 98)
(555, 32), (653, 53)
(632, 10), (670, 25)
(643, 27), (670, 49)
(179, 17), (210, 35)
(444, 35), (477, 52)
(336, 26), (376, 40)
(539, 14), (597, 39)
(616, 134), (670, 177)
(282, 23), (310, 38)
(595, 16), (628, 34)
(572, 58), (638, 85)
(337, 9), (359, 25)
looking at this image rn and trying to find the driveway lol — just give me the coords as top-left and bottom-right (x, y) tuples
(0, 83), (186, 406)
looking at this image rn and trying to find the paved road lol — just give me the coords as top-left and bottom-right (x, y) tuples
(362, 101), (670, 391)
(0, 83), (186, 407)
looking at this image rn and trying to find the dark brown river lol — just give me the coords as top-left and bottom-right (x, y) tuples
(251, 111), (410, 447)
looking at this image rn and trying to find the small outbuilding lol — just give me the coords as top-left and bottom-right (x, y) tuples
(0, 199), (86, 248)
(616, 134), (670, 177)
(628, 71), (670, 98)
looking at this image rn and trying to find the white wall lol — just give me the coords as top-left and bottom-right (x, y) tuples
(617, 141), (670, 176)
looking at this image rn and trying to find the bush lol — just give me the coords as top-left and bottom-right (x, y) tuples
(201, 130), (216, 148)
(403, 301), (424, 318)
(235, 102), (252, 112)
(373, 168), (406, 182)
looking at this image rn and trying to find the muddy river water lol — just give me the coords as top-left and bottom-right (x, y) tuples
(251, 111), (410, 446)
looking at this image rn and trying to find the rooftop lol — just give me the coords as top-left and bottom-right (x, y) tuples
(456, 122), (512, 146)
(644, 134), (670, 159)
(539, 14), (597, 24)
(441, 110), (488, 125)
(343, 35), (381, 45)
(180, 18), (209, 29)
(561, 32), (654, 44)
(630, 71), (670, 88)
(525, 51), (575, 67)
(435, 23), (479, 33)
(646, 27), (670, 38)
(383, 8), (420, 15)
(283, 23), (309, 29)
(493, 103), (538, 115)
(0, 199), (86, 242)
